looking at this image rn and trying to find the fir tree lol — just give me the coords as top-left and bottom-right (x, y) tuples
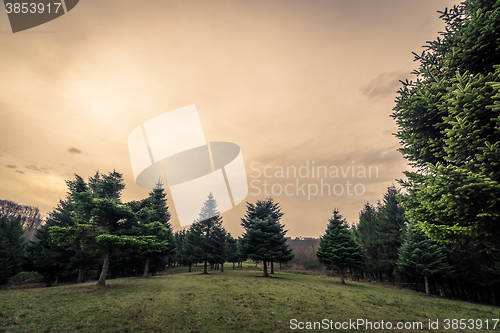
(128, 181), (176, 278)
(183, 229), (205, 272)
(241, 197), (288, 272)
(375, 186), (407, 282)
(189, 193), (227, 274)
(241, 216), (293, 277)
(26, 224), (70, 287)
(49, 171), (154, 286)
(145, 180), (172, 228)
(225, 235), (240, 270)
(354, 202), (380, 278)
(316, 209), (365, 284)
(397, 225), (453, 294)
(241, 197), (283, 230)
(392, 0), (500, 248)
(0, 215), (25, 285)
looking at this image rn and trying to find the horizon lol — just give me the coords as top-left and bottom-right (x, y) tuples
(0, 0), (461, 238)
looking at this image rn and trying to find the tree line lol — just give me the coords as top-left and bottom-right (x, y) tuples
(166, 195), (293, 278)
(316, 0), (500, 305)
(314, 185), (499, 305)
(0, 172), (295, 287)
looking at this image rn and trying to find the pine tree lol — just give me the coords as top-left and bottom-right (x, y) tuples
(241, 197), (283, 230)
(375, 186), (407, 283)
(26, 224), (70, 287)
(189, 193), (227, 274)
(49, 171), (149, 286)
(225, 235), (240, 270)
(145, 180), (172, 228)
(241, 197), (288, 272)
(236, 237), (248, 267)
(354, 202), (380, 278)
(397, 225), (453, 294)
(129, 181), (176, 278)
(183, 229), (205, 272)
(241, 216), (293, 277)
(0, 215), (25, 285)
(316, 209), (365, 284)
(392, 0), (500, 248)
(168, 230), (186, 267)
(45, 196), (99, 283)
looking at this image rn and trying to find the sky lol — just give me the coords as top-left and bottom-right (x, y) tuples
(0, 0), (462, 238)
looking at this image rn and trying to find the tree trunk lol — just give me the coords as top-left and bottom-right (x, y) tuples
(188, 262), (192, 273)
(448, 279), (457, 298)
(262, 260), (269, 277)
(233, 262), (235, 270)
(97, 251), (110, 286)
(45, 272), (53, 287)
(340, 268), (345, 284)
(271, 262), (274, 274)
(203, 259), (208, 274)
(491, 288), (497, 306)
(143, 257), (150, 278)
(476, 289), (482, 303)
(221, 262), (224, 272)
(77, 262), (85, 283)
(437, 277), (445, 298)
(424, 276), (430, 295)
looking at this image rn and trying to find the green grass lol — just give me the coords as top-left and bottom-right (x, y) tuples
(1, 266), (499, 332)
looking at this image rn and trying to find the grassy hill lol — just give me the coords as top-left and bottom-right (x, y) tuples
(1, 266), (499, 332)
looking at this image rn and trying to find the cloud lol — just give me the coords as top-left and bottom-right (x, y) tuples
(361, 71), (409, 100)
(15, 170), (24, 174)
(67, 147), (82, 154)
(26, 165), (41, 172)
(6, 164), (17, 169)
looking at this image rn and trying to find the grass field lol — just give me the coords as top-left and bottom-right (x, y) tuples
(1, 265), (499, 332)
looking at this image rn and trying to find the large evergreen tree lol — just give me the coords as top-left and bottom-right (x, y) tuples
(45, 196), (98, 283)
(225, 234), (240, 270)
(49, 171), (156, 286)
(241, 197), (283, 230)
(127, 181), (176, 278)
(26, 223), (72, 287)
(316, 209), (365, 284)
(397, 225), (453, 294)
(241, 217), (293, 277)
(241, 197), (289, 273)
(183, 229), (205, 273)
(375, 186), (407, 282)
(0, 215), (25, 285)
(353, 186), (406, 282)
(188, 193), (227, 274)
(354, 202), (380, 277)
(392, 0), (500, 247)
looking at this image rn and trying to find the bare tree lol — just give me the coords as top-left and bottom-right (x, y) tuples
(0, 199), (43, 240)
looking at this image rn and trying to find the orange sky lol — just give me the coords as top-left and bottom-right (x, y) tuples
(0, 0), (461, 237)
